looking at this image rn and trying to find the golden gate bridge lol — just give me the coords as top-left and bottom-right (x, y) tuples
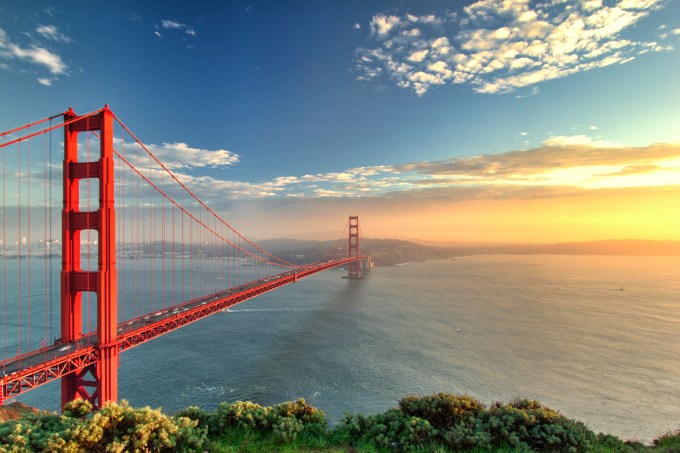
(0, 106), (366, 410)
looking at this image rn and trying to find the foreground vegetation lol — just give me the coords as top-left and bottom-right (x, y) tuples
(0, 393), (678, 452)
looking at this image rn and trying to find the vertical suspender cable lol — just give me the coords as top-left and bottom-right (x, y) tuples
(190, 219), (192, 299)
(172, 190), (175, 305)
(181, 193), (184, 305)
(43, 127), (48, 348)
(2, 132), (6, 361)
(148, 149), (153, 312)
(118, 133), (124, 321)
(17, 141), (22, 354)
(27, 131), (31, 350)
(136, 141), (140, 317)
(49, 118), (53, 343)
(161, 164), (165, 308)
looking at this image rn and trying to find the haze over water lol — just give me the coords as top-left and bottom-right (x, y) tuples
(15, 254), (680, 443)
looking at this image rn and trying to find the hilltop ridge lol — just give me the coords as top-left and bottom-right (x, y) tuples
(258, 238), (680, 267)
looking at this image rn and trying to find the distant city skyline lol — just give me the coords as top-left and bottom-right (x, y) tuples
(1, 0), (679, 243)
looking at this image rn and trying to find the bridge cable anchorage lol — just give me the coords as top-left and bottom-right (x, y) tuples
(0, 106), (365, 409)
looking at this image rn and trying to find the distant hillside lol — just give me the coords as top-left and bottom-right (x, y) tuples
(258, 238), (680, 267)
(0, 402), (40, 423)
(447, 239), (680, 256)
(258, 238), (459, 267)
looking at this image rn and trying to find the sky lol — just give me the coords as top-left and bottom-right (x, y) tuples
(1, 0), (679, 243)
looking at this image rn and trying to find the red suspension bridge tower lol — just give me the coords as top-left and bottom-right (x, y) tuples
(347, 215), (361, 279)
(61, 106), (118, 409)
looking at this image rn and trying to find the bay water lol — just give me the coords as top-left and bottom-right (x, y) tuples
(10, 255), (680, 442)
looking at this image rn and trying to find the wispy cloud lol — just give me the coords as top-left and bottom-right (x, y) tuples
(162, 138), (680, 202)
(542, 135), (620, 148)
(355, 0), (674, 95)
(162, 20), (184, 29)
(36, 25), (73, 43)
(159, 19), (197, 38)
(105, 137), (680, 241)
(393, 139), (680, 188)
(114, 139), (239, 170)
(0, 27), (68, 82)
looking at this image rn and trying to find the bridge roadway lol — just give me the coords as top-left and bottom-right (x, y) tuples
(0, 256), (362, 403)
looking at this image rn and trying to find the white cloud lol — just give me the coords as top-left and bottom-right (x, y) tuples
(509, 57), (535, 69)
(582, 0), (603, 12)
(37, 77), (51, 86)
(619, 0), (661, 9)
(0, 27), (68, 76)
(354, 0), (670, 95)
(150, 142), (239, 169)
(160, 19), (197, 38)
(370, 14), (401, 38)
(428, 61), (452, 76)
(542, 135), (621, 148)
(672, 28), (680, 35)
(114, 139), (239, 170)
(407, 49), (428, 62)
(36, 25), (73, 43)
(154, 31), (162, 38)
(162, 20), (184, 29)
(353, 22), (361, 30)
(167, 141), (680, 202)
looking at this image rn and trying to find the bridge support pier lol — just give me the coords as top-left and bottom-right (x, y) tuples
(61, 106), (118, 410)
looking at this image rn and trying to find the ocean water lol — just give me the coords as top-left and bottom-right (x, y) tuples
(9, 255), (680, 442)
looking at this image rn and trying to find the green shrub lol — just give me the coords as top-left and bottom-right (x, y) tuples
(62, 399), (93, 419)
(271, 415), (304, 443)
(213, 400), (271, 434)
(271, 398), (327, 438)
(208, 399), (328, 444)
(271, 398), (326, 426)
(47, 400), (206, 452)
(0, 412), (72, 452)
(624, 439), (647, 452)
(440, 416), (492, 450)
(174, 405), (212, 433)
(337, 408), (436, 450)
(652, 427), (680, 452)
(592, 432), (637, 452)
(480, 399), (595, 452)
(399, 393), (485, 430)
(174, 405), (210, 426)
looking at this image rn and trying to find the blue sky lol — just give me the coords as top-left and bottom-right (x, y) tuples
(1, 0), (680, 242)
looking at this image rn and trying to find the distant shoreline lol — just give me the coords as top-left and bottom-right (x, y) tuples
(360, 239), (680, 268)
